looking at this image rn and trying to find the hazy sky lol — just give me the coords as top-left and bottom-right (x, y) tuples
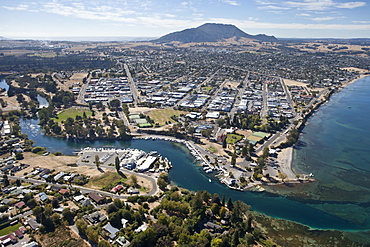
(1, 0), (370, 39)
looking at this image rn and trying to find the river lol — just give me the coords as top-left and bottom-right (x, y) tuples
(0, 79), (9, 92)
(16, 76), (370, 233)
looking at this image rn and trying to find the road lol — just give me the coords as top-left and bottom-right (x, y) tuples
(230, 71), (250, 118)
(280, 78), (296, 116)
(124, 63), (139, 106)
(261, 82), (268, 118)
(201, 73), (228, 112)
(8, 164), (159, 200)
(176, 67), (221, 108)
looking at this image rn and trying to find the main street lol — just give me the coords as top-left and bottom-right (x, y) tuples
(124, 63), (140, 106)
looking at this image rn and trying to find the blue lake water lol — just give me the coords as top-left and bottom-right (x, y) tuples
(18, 76), (370, 233)
(37, 95), (49, 108)
(292, 76), (370, 230)
(0, 79), (9, 92)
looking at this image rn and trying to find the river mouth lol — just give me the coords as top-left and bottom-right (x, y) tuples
(18, 117), (368, 232)
(14, 76), (370, 233)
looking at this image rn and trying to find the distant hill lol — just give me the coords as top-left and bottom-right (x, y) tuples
(153, 23), (277, 43)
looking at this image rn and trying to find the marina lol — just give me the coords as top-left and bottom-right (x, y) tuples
(77, 147), (171, 173)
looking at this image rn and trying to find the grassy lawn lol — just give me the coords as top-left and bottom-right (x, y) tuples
(226, 133), (244, 144)
(0, 222), (22, 236)
(147, 108), (188, 126)
(87, 171), (127, 189)
(204, 87), (213, 91)
(53, 108), (92, 123)
(208, 146), (218, 153)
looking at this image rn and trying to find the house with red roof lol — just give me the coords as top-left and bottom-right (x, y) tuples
(111, 185), (123, 193)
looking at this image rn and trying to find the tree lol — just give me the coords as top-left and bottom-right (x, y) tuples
(76, 219), (88, 236)
(227, 198), (233, 210)
(86, 226), (99, 245)
(262, 147), (270, 159)
(109, 99), (121, 111)
(201, 128), (213, 138)
(241, 146), (248, 158)
(247, 142), (255, 156)
(2, 175), (10, 187)
(62, 208), (74, 224)
(113, 198), (124, 208)
(157, 178), (168, 191)
(230, 200), (250, 224)
(94, 155), (100, 169)
(278, 172), (287, 182)
(219, 207), (227, 219)
(231, 151), (236, 167)
(210, 203), (220, 216)
(106, 203), (118, 214)
(51, 198), (59, 208)
(98, 240), (112, 247)
(115, 156), (120, 172)
(211, 238), (223, 247)
(130, 174), (138, 187)
(32, 205), (43, 218)
(15, 153), (24, 160)
(27, 198), (37, 209)
(222, 138), (227, 149)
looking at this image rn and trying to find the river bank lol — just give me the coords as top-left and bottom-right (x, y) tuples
(17, 117), (370, 231)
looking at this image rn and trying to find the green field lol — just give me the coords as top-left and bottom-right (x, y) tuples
(0, 222), (22, 236)
(54, 108), (92, 123)
(87, 172), (127, 189)
(226, 133), (244, 144)
(147, 108), (188, 126)
(208, 146), (218, 153)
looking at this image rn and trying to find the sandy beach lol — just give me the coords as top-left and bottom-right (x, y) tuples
(276, 147), (296, 180)
(275, 73), (370, 183)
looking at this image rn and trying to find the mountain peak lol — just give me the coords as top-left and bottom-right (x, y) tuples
(153, 23), (277, 43)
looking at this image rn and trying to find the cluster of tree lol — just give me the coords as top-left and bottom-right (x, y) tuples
(279, 128), (299, 148)
(241, 141), (255, 160)
(157, 173), (170, 191)
(125, 189), (273, 247)
(51, 90), (75, 108)
(39, 107), (131, 140)
(230, 113), (289, 133)
(13, 74), (58, 93)
(253, 147), (270, 181)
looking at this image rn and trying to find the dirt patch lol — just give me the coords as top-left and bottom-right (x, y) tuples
(16, 152), (102, 177)
(283, 79), (308, 87)
(1, 95), (21, 112)
(35, 226), (89, 247)
(18, 152), (153, 193)
(129, 107), (153, 114)
(199, 138), (227, 157)
(341, 67), (370, 73)
(64, 72), (88, 88)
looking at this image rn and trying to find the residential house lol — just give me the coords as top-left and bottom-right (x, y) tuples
(88, 193), (106, 204)
(103, 223), (120, 239)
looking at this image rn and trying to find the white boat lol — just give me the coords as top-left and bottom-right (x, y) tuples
(209, 178), (212, 183)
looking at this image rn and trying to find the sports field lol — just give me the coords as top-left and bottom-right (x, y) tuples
(54, 108), (92, 122)
(147, 108), (188, 126)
